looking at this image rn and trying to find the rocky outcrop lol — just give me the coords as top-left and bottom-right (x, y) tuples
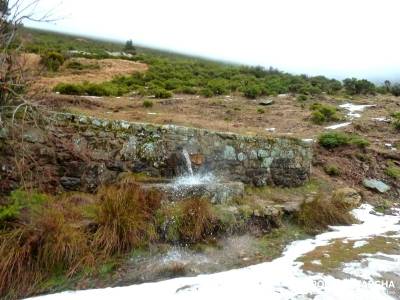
(0, 113), (313, 192)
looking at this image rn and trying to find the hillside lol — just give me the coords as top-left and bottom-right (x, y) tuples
(0, 27), (399, 299)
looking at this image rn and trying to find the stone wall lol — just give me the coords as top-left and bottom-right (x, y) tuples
(0, 113), (313, 193)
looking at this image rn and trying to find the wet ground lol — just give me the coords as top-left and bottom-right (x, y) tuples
(30, 204), (400, 300)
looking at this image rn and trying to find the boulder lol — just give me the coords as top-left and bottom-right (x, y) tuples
(333, 187), (362, 208)
(363, 178), (391, 193)
(258, 99), (274, 106)
(60, 176), (81, 190)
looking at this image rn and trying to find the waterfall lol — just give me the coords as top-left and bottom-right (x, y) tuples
(182, 149), (193, 176)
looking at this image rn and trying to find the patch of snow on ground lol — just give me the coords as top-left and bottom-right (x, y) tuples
(29, 204), (400, 300)
(339, 103), (375, 119)
(353, 240), (369, 248)
(325, 122), (352, 130)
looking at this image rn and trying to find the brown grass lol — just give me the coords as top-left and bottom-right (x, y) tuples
(177, 199), (216, 243)
(296, 194), (355, 234)
(91, 181), (161, 256)
(0, 201), (92, 299)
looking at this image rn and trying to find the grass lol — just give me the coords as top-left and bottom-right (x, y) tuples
(157, 199), (216, 244)
(318, 132), (370, 149)
(296, 194), (356, 234)
(385, 161), (400, 180)
(0, 199), (93, 299)
(92, 181), (161, 256)
(299, 236), (400, 274)
(323, 164), (341, 176)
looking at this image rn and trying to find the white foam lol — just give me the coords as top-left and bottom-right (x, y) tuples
(28, 204), (400, 300)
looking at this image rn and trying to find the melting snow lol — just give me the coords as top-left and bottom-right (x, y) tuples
(28, 204), (400, 300)
(339, 103), (375, 119)
(325, 122), (352, 130)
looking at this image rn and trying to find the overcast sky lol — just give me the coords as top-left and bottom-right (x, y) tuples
(24, 0), (400, 81)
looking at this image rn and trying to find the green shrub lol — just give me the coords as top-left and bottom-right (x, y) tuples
(54, 83), (83, 95)
(66, 61), (100, 70)
(311, 110), (326, 124)
(40, 51), (65, 71)
(257, 108), (265, 114)
(0, 190), (49, 226)
(318, 132), (369, 149)
(310, 103), (340, 124)
(297, 94), (308, 101)
(243, 84), (262, 99)
(343, 78), (376, 95)
(200, 88), (214, 98)
(152, 88), (172, 99)
(324, 164), (341, 176)
(390, 84), (400, 97)
(207, 79), (229, 95)
(143, 100), (153, 108)
(391, 111), (400, 130)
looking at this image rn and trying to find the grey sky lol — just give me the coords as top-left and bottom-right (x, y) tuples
(25, 0), (400, 81)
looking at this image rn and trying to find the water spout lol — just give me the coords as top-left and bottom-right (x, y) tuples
(182, 149), (193, 176)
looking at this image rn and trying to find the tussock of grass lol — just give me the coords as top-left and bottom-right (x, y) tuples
(157, 199), (216, 244)
(92, 181), (161, 256)
(296, 195), (355, 234)
(0, 201), (92, 299)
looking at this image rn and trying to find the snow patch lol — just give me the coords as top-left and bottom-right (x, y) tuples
(28, 204), (400, 300)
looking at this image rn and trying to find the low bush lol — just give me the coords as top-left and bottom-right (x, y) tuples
(40, 51), (65, 72)
(54, 82), (128, 97)
(152, 88), (172, 99)
(66, 61), (100, 71)
(243, 84), (262, 99)
(391, 111), (400, 130)
(324, 164), (341, 176)
(310, 103), (340, 124)
(0, 190), (48, 227)
(296, 195), (355, 234)
(297, 94), (308, 101)
(318, 132), (369, 149)
(143, 100), (153, 108)
(390, 84), (400, 97)
(200, 88), (214, 98)
(257, 108), (265, 114)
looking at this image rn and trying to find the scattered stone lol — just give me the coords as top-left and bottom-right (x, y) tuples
(363, 178), (391, 193)
(60, 176), (81, 190)
(258, 99), (274, 106)
(333, 187), (361, 208)
(23, 128), (45, 143)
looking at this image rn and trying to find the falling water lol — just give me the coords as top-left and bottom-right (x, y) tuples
(182, 149), (193, 176)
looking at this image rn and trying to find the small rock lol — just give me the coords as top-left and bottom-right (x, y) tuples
(258, 100), (274, 106)
(60, 177), (81, 190)
(363, 178), (391, 193)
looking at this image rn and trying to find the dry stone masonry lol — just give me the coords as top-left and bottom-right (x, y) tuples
(0, 113), (313, 193)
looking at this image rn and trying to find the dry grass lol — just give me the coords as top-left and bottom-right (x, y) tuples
(91, 181), (161, 256)
(296, 194), (355, 234)
(0, 201), (92, 299)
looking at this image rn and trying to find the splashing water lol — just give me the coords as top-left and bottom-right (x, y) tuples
(173, 173), (216, 187)
(182, 149), (193, 176)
